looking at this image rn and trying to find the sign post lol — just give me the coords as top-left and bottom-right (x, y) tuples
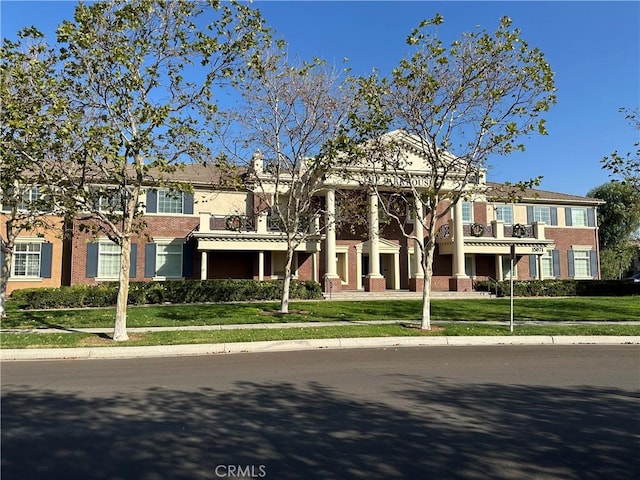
(510, 243), (515, 333)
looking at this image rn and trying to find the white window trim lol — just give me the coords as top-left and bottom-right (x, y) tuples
(157, 189), (185, 215)
(570, 207), (589, 227)
(540, 250), (554, 279)
(10, 238), (46, 280)
(571, 245), (593, 279)
(501, 255), (518, 281)
(462, 201), (473, 224)
(532, 206), (552, 224)
(153, 239), (185, 280)
(494, 204), (514, 225)
(95, 240), (121, 281)
(17, 186), (44, 212)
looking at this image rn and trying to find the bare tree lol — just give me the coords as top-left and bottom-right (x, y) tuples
(348, 15), (556, 329)
(222, 52), (353, 313)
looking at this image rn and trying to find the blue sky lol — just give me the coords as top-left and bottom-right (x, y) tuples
(2, 0), (638, 196)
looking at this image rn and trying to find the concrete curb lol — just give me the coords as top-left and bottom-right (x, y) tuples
(1, 335), (638, 361)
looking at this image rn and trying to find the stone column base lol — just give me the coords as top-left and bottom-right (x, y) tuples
(409, 277), (424, 292)
(449, 276), (473, 292)
(364, 275), (386, 292)
(323, 275), (342, 295)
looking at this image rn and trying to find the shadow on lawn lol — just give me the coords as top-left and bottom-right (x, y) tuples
(2, 378), (637, 479)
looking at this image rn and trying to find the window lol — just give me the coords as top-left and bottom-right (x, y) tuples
(18, 186), (43, 210)
(501, 255), (517, 281)
(541, 252), (554, 278)
(98, 242), (121, 278)
(465, 254), (474, 277)
(532, 206), (551, 224)
(461, 202), (472, 223)
(158, 190), (183, 214)
(155, 244), (183, 278)
(12, 243), (41, 277)
(572, 250), (591, 277)
(495, 205), (513, 224)
(98, 189), (128, 212)
(571, 208), (588, 227)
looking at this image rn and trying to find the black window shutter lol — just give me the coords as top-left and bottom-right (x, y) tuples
(129, 243), (137, 278)
(589, 250), (598, 278)
(529, 255), (537, 278)
(552, 250), (560, 277)
(40, 243), (53, 278)
(182, 242), (194, 278)
(86, 243), (98, 278)
(146, 190), (157, 213)
(145, 243), (157, 278)
(183, 192), (194, 215)
(567, 250), (575, 277)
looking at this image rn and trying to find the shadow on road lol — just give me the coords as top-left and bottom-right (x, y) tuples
(2, 379), (638, 479)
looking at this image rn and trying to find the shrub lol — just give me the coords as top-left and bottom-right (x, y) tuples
(474, 278), (638, 297)
(11, 279), (323, 310)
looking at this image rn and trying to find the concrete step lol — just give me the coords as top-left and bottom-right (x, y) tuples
(324, 290), (494, 300)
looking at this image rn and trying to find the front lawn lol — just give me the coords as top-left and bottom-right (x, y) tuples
(2, 323), (639, 349)
(1, 296), (638, 330)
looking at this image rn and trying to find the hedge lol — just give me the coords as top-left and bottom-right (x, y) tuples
(473, 279), (640, 297)
(10, 279), (323, 310)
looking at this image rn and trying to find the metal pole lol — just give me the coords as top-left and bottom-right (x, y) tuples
(510, 243), (515, 333)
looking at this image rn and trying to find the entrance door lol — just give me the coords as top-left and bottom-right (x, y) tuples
(381, 254), (394, 289)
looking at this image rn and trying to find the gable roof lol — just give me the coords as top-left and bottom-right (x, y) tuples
(486, 182), (604, 206)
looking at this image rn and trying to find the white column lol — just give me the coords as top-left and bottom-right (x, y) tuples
(537, 254), (543, 280)
(369, 192), (381, 277)
(258, 251), (264, 281)
(325, 189), (338, 277)
(311, 252), (318, 282)
(413, 203), (425, 278)
(453, 200), (467, 278)
(200, 251), (208, 280)
(393, 251), (400, 290)
(356, 248), (363, 290)
(496, 254), (503, 281)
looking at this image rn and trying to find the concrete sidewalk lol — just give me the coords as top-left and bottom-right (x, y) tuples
(2, 320), (638, 362)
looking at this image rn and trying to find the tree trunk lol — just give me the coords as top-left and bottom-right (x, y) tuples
(113, 236), (131, 341)
(0, 245), (13, 319)
(279, 245), (295, 314)
(420, 240), (436, 330)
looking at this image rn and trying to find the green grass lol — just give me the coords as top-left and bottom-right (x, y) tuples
(2, 296), (639, 330)
(2, 323), (639, 349)
(1, 296), (638, 349)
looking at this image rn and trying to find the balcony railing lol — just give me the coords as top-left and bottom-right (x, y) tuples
(438, 221), (541, 240)
(209, 214), (255, 232)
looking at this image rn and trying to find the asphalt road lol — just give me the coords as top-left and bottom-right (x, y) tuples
(2, 345), (639, 479)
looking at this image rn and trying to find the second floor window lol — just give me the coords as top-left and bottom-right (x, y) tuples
(18, 186), (43, 210)
(571, 208), (588, 227)
(461, 202), (472, 223)
(495, 205), (513, 224)
(158, 190), (183, 214)
(532, 206), (551, 224)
